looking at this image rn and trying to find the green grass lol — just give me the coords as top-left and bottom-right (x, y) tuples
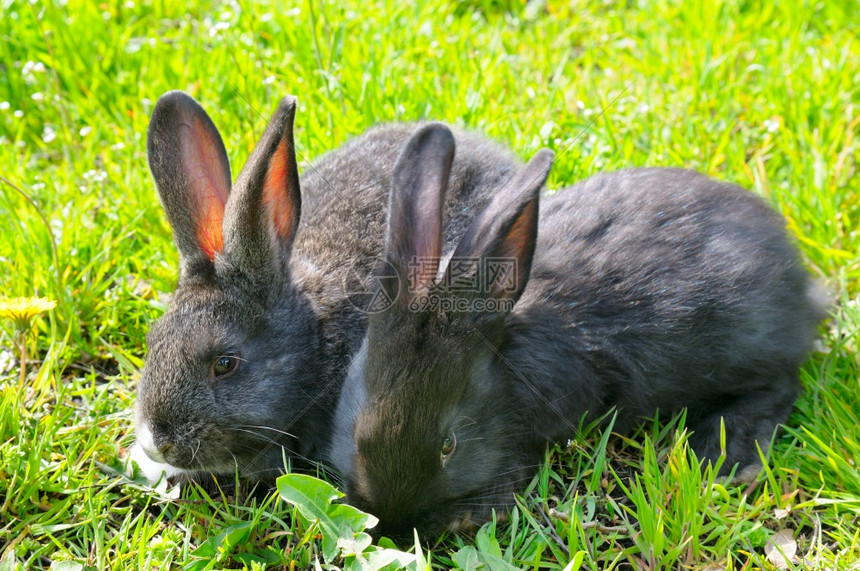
(1, 0), (858, 568)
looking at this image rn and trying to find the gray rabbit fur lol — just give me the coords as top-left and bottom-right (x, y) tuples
(330, 147), (828, 540)
(134, 90), (520, 483)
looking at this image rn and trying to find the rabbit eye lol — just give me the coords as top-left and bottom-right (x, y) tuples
(212, 355), (239, 379)
(440, 432), (457, 466)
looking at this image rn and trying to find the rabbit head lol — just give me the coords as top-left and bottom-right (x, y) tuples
(135, 91), (326, 481)
(331, 140), (554, 539)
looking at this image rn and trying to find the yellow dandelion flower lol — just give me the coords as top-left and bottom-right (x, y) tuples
(0, 296), (57, 331)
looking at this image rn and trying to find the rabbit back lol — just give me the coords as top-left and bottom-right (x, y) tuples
(509, 168), (826, 466)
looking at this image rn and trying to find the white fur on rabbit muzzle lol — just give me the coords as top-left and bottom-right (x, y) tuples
(134, 418), (226, 471)
(135, 422), (166, 463)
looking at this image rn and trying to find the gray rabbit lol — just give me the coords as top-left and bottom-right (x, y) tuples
(330, 145), (828, 539)
(133, 90), (521, 483)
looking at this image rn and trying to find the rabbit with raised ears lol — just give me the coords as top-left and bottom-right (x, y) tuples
(330, 150), (828, 539)
(134, 90), (523, 483)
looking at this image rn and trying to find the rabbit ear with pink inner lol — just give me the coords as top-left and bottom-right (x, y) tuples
(223, 95), (301, 282)
(146, 90), (232, 278)
(444, 148), (554, 318)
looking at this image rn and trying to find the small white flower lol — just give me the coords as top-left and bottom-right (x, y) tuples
(32, 182), (46, 191)
(23, 60), (45, 75)
(83, 169), (108, 183)
(111, 142), (126, 151)
(0, 348), (14, 372)
(126, 37), (145, 53)
(263, 75), (276, 85)
(0, 101), (9, 110)
(79, 126), (92, 137)
(31, 92), (44, 101)
(125, 0), (135, 8)
(763, 118), (780, 134)
(42, 126), (56, 143)
(209, 21), (230, 37)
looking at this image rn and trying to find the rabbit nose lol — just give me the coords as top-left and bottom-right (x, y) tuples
(136, 422), (170, 463)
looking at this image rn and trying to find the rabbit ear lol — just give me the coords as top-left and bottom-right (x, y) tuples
(222, 96), (301, 283)
(384, 123), (455, 300)
(445, 149), (554, 313)
(146, 91), (232, 276)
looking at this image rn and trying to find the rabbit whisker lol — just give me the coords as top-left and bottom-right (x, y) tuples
(452, 416), (478, 431)
(224, 427), (288, 447)
(327, 473), (345, 487)
(223, 428), (329, 473)
(189, 438), (202, 464)
(233, 424), (297, 439)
